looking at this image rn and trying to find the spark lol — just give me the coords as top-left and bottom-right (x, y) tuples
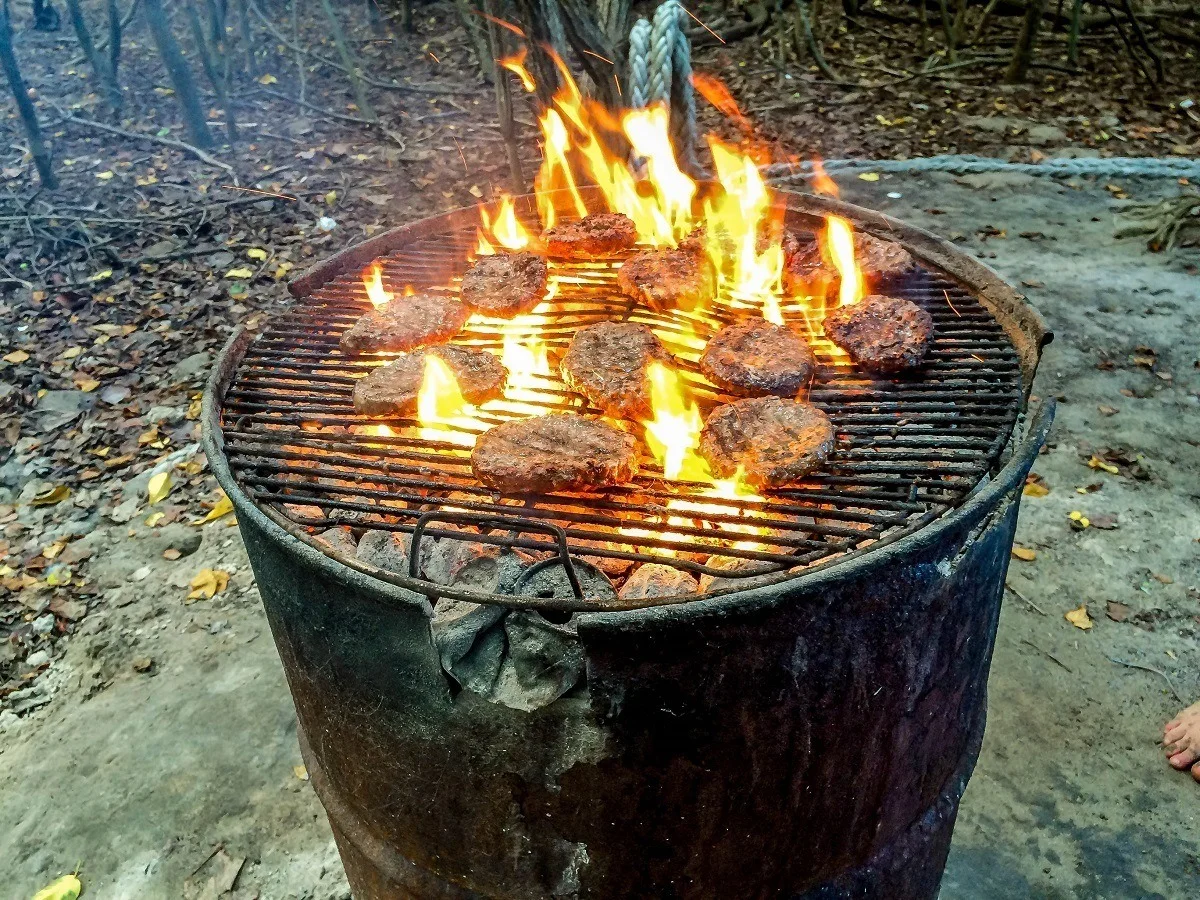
(943, 289), (961, 317)
(428, 51), (441, 63)
(581, 49), (614, 66)
(218, 184), (297, 201)
(474, 10), (525, 37)
(682, 4), (724, 43)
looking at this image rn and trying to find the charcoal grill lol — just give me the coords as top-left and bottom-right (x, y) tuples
(204, 189), (1053, 899)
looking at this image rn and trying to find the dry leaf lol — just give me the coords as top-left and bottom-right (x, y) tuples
(1065, 604), (1093, 630)
(145, 511), (165, 527)
(1152, 573), (1174, 584)
(1022, 474), (1050, 497)
(42, 541), (65, 559)
(225, 267), (254, 279)
(1090, 513), (1119, 530)
(246, 247), (268, 260)
(32, 874), (81, 900)
(187, 568), (230, 601)
(199, 493), (235, 524)
(3, 349), (29, 364)
(31, 484), (71, 506)
(76, 377), (101, 392)
(95, 170), (114, 180)
(132, 656), (154, 672)
(186, 397), (203, 420)
(1087, 455), (1119, 475)
(1068, 510), (1091, 530)
(258, 73), (278, 84)
(1011, 545), (1037, 561)
(294, 764), (309, 780)
(1097, 405), (1119, 416)
(858, 172), (880, 181)
(162, 547), (181, 560)
(60, 345), (83, 359)
(1106, 601), (1131, 622)
(147, 471), (172, 504)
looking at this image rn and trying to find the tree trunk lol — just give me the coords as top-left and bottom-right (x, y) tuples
(185, 0), (236, 143)
(33, 0), (61, 31)
(1004, 0), (1047, 82)
(143, 0), (214, 147)
(64, 0), (122, 116)
(106, 0), (122, 77)
(1066, 0), (1082, 61)
(0, 2), (56, 187)
(485, 0), (524, 194)
(318, 0), (377, 120)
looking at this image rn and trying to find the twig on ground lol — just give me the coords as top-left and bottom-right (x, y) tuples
(1006, 581), (1047, 615)
(1020, 639), (1073, 673)
(1107, 655), (1182, 701)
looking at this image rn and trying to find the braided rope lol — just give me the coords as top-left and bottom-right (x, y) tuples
(765, 154), (1200, 180)
(648, 1), (678, 110)
(670, 11), (699, 170)
(627, 17), (652, 110)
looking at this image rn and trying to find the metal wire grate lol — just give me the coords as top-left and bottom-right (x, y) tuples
(218, 202), (1023, 585)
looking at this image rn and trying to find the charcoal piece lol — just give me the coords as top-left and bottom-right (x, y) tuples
(471, 414), (639, 494)
(700, 319), (816, 399)
(822, 294), (934, 373)
(339, 292), (469, 355)
(618, 563), (699, 601)
(698, 555), (777, 592)
(542, 212), (637, 258)
(460, 251), (549, 318)
(353, 345), (507, 417)
(700, 397), (836, 487)
(355, 529), (410, 572)
(315, 526), (357, 556)
(616, 247), (716, 313)
(560, 321), (673, 420)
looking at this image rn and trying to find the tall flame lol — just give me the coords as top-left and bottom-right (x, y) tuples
(826, 216), (862, 307)
(499, 48), (536, 93)
(417, 355), (478, 447)
(477, 192), (533, 256)
(363, 262), (393, 309)
(641, 362), (707, 481)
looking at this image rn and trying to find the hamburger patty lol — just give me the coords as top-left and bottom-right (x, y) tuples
(700, 319), (816, 398)
(471, 414), (639, 493)
(543, 213), (637, 258)
(340, 292), (469, 355)
(353, 346), (507, 417)
(782, 230), (914, 295)
(700, 397), (836, 487)
(617, 246), (716, 313)
(823, 294), (934, 373)
(560, 321), (673, 420)
(460, 252), (548, 318)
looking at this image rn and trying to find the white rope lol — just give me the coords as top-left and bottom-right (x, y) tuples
(626, 0), (699, 171)
(765, 154), (1200, 180)
(627, 17), (652, 110)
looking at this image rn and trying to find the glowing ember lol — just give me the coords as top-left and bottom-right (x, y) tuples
(826, 216), (862, 307)
(417, 355), (478, 447)
(363, 262), (393, 309)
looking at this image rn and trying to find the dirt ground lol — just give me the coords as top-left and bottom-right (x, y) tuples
(0, 170), (1196, 898)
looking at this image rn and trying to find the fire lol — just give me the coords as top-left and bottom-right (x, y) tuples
(810, 158), (839, 198)
(417, 355), (478, 447)
(641, 362), (707, 482)
(476, 192), (534, 256)
(499, 48), (536, 93)
(497, 315), (552, 414)
(826, 216), (862, 307)
(363, 262), (393, 309)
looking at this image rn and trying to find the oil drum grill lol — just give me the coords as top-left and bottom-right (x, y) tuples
(218, 192), (1024, 601)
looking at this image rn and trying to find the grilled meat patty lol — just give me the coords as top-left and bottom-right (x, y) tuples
(700, 397), (835, 487)
(782, 230), (914, 295)
(617, 246), (716, 313)
(823, 294), (934, 373)
(340, 292), (470, 355)
(543, 213), (637, 258)
(700, 319), (816, 398)
(560, 321), (673, 420)
(471, 414), (639, 493)
(460, 252), (548, 318)
(353, 346), (507, 417)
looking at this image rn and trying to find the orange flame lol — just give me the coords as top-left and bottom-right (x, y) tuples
(417, 355), (478, 447)
(499, 48), (536, 93)
(363, 262), (393, 309)
(826, 216), (862, 307)
(641, 362), (707, 482)
(810, 159), (839, 197)
(692, 72), (751, 132)
(477, 192), (533, 255)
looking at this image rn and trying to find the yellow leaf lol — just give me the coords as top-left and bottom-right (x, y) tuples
(60, 345), (83, 359)
(1011, 546), (1037, 561)
(76, 378), (101, 392)
(1068, 510), (1090, 529)
(294, 764), (309, 780)
(88, 269), (113, 282)
(135, 174), (158, 186)
(1023, 481), (1050, 497)
(224, 267), (254, 279)
(95, 170), (114, 180)
(45, 566), (72, 587)
(258, 73), (278, 84)
(187, 568), (230, 601)
(200, 493), (235, 524)
(246, 248), (268, 260)
(468, 184), (483, 198)
(1065, 604), (1093, 630)
(858, 172), (880, 182)
(42, 541), (65, 560)
(31, 484), (71, 506)
(147, 471), (172, 504)
(32, 874), (81, 900)
(186, 397), (203, 420)
(138, 427), (159, 445)
(4, 349), (29, 364)
(145, 511), (165, 527)
(1087, 455), (1119, 475)
(324, 190), (337, 205)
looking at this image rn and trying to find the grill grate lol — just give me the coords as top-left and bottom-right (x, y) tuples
(218, 203), (1023, 588)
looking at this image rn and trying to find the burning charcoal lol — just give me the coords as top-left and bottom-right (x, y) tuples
(783, 230), (914, 296)
(353, 346), (507, 418)
(616, 246), (716, 313)
(560, 321), (673, 420)
(698, 555), (777, 592)
(339, 292), (470, 355)
(460, 252), (549, 318)
(471, 414), (639, 494)
(355, 529), (411, 574)
(315, 526), (358, 556)
(619, 563), (699, 601)
(823, 295), (934, 373)
(581, 554), (635, 581)
(516, 557), (617, 603)
(542, 212), (637, 258)
(700, 319), (816, 399)
(700, 397), (836, 488)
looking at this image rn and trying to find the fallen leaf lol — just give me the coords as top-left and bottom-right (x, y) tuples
(147, 471), (172, 504)
(1097, 405), (1119, 416)
(42, 541), (65, 559)
(198, 493), (235, 524)
(187, 568), (230, 601)
(162, 547), (181, 560)
(45, 565), (72, 587)
(145, 511), (165, 527)
(1011, 545), (1037, 561)
(95, 170), (114, 180)
(294, 764), (309, 780)
(3, 349), (29, 364)
(75, 377), (101, 392)
(1087, 455), (1120, 475)
(1152, 573), (1174, 584)
(31, 484), (71, 506)
(1090, 513), (1119, 530)
(88, 269), (113, 282)
(32, 874), (81, 900)
(224, 267), (254, 279)
(858, 172), (880, 181)
(186, 397), (203, 420)
(132, 657), (154, 672)
(60, 345), (83, 359)
(258, 73), (278, 84)
(1068, 510), (1090, 530)
(1023, 473), (1050, 497)
(1065, 604), (1093, 630)
(246, 247), (268, 260)
(1106, 601), (1131, 622)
